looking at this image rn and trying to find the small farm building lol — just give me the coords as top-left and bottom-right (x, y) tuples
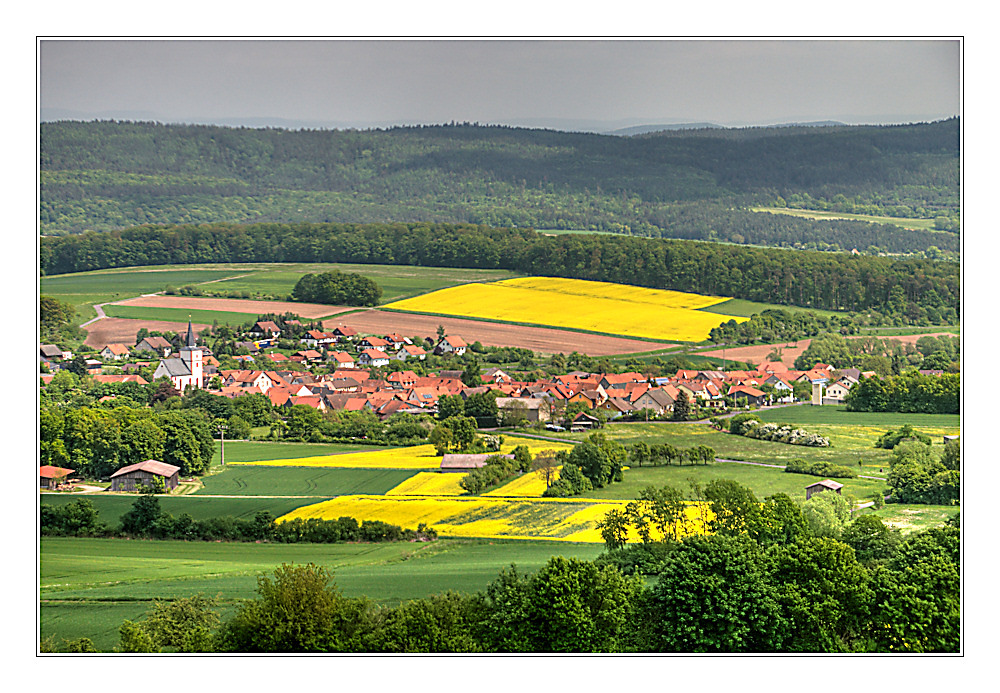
(805, 479), (844, 500)
(440, 453), (514, 473)
(39, 465), (75, 489)
(110, 460), (181, 492)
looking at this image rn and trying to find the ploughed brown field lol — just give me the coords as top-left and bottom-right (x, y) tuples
(84, 318), (212, 348)
(115, 295), (352, 319)
(698, 332), (959, 368)
(323, 310), (669, 356)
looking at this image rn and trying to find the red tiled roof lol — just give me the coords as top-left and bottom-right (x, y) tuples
(39, 465), (75, 479)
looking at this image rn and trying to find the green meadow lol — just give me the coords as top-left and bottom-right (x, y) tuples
(194, 466), (418, 497)
(40, 494), (312, 523)
(221, 440), (390, 464)
(750, 207), (942, 232)
(40, 537), (603, 651)
(41, 262), (522, 325)
(581, 461), (887, 502)
(534, 410), (959, 478)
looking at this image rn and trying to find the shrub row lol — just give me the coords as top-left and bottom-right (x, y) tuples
(40, 498), (437, 543)
(784, 459), (857, 479)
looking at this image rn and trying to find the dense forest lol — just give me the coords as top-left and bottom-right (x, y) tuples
(39, 119), (960, 256)
(40, 222), (959, 319)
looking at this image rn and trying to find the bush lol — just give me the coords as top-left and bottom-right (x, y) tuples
(875, 424), (931, 449)
(741, 421), (831, 447)
(727, 413), (761, 436)
(784, 459), (856, 479)
(460, 455), (516, 495)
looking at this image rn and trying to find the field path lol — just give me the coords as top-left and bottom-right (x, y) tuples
(115, 295), (352, 319)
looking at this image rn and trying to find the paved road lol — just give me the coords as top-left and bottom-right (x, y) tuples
(80, 292), (163, 328)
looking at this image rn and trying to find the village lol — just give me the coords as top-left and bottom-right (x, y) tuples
(39, 316), (890, 428)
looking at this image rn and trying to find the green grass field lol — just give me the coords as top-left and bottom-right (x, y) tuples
(755, 405), (961, 429)
(40, 537), (604, 650)
(862, 504), (959, 534)
(750, 207), (943, 232)
(40, 267), (241, 322)
(581, 461), (886, 501)
(699, 298), (844, 319)
(41, 262), (522, 325)
(195, 466), (418, 497)
(536, 413), (958, 477)
(221, 440), (386, 464)
(101, 304), (272, 327)
(40, 494), (313, 523)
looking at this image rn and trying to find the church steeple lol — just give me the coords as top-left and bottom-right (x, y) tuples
(185, 319), (197, 348)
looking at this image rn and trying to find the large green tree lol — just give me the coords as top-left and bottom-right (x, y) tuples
(640, 535), (786, 652)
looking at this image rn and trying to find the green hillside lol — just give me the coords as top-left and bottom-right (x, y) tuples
(40, 119), (959, 256)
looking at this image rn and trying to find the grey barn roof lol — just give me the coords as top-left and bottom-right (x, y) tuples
(111, 460), (181, 478)
(440, 453), (514, 470)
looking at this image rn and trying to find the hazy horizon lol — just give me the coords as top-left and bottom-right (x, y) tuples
(39, 39), (961, 133)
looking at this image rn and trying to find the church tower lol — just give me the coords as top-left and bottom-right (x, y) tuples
(179, 319), (203, 389)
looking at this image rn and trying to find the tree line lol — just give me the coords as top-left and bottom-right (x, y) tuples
(40, 222), (959, 320)
(41, 494), (437, 544)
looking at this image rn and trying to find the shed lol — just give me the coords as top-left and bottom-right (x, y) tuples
(440, 453), (514, 473)
(39, 465), (75, 490)
(110, 460), (181, 492)
(805, 479), (844, 500)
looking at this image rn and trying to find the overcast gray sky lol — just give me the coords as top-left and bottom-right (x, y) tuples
(39, 39), (960, 131)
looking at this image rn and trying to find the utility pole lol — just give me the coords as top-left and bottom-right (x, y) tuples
(217, 423), (228, 468)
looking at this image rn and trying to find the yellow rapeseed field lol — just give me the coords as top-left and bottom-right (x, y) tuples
(277, 495), (710, 543)
(383, 276), (747, 342)
(385, 472), (469, 496)
(482, 468), (558, 497)
(234, 436), (573, 469)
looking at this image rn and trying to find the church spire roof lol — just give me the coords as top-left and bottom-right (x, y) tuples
(185, 319), (197, 348)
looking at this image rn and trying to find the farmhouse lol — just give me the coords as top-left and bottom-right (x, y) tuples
(39, 465), (75, 489)
(435, 335), (468, 356)
(40, 344), (70, 362)
(394, 344), (427, 361)
(728, 385), (769, 407)
(358, 348), (390, 367)
(99, 343), (131, 360)
(495, 397), (550, 423)
(110, 460), (181, 492)
(248, 321), (281, 339)
(632, 386), (678, 414)
(823, 379), (854, 405)
(134, 335), (172, 357)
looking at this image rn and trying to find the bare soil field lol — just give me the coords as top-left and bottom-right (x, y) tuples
(323, 310), (668, 356)
(699, 332), (959, 368)
(116, 295), (351, 319)
(84, 318), (211, 348)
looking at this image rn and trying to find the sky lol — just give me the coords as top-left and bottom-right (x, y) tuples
(38, 39), (961, 131)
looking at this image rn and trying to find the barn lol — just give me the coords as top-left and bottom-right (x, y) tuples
(110, 460), (181, 492)
(39, 465), (75, 490)
(440, 453), (514, 473)
(805, 479), (844, 500)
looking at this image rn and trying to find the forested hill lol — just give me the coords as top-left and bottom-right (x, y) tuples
(40, 119), (959, 256)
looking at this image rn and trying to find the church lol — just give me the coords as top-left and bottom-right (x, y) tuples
(152, 320), (204, 391)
